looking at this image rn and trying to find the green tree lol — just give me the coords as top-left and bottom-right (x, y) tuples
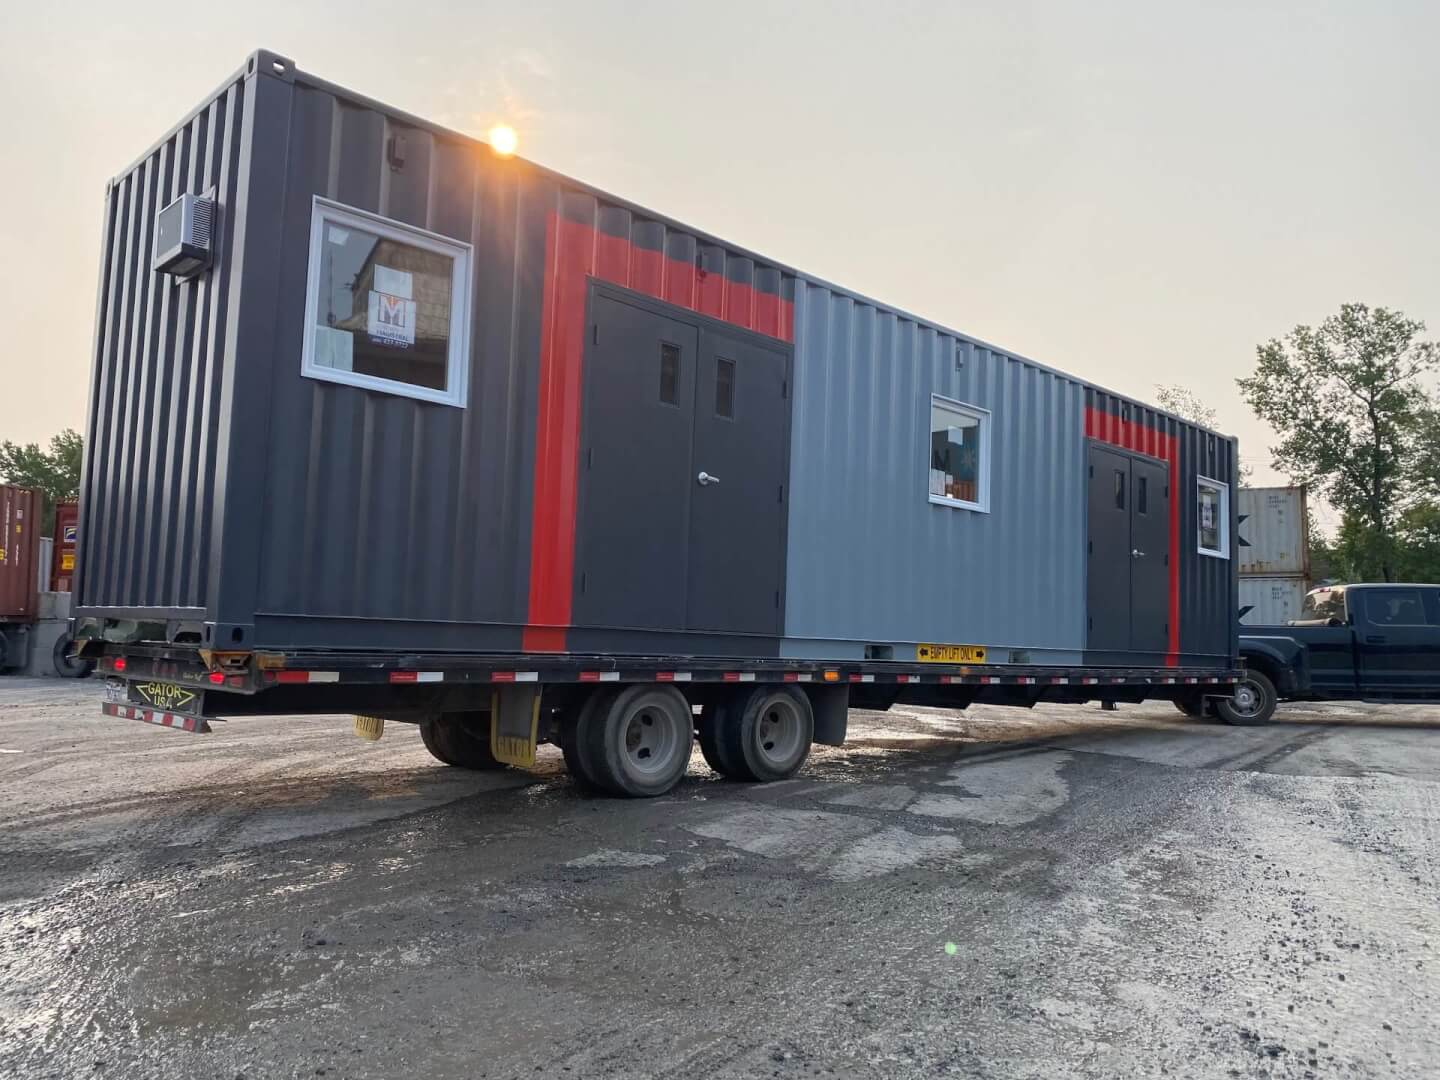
(0, 429), (83, 534)
(1238, 304), (1439, 582)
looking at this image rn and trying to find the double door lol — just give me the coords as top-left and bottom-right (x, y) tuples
(572, 290), (790, 638)
(1087, 444), (1170, 655)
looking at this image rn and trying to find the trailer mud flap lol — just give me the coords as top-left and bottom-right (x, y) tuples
(491, 685), (541, 767)
(102, 701), (212, 734)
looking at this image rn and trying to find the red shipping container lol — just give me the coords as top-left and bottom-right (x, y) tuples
(0, 484), (40, 621)
(51, 499), (79, 593)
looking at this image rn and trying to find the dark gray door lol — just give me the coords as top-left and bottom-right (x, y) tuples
(1087, 445), (1170, 654)
(573, 295), (698, 631)
(687, 329), (789, 635)
(1087, 445), (1133, 651)
(1129, 455), (1170, 654)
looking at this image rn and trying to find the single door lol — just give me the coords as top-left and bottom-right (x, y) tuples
(1086, 445), (1134, 651)
(687, 329), (790, 635)
(573, 295), (699, 631)
(1128, 456), (1170, 654)
(1356, 586), (1440, 697)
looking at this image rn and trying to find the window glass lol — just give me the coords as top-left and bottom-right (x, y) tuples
(716, 357), (735, 418)
(1197, 477), (1228, 557)
(659, 343), (680, 405)
(304, 200), (471, 407)
(928, 397), (988, 510)
(1364, 588), (1428, 627)
(1301, 588), (1347, 623)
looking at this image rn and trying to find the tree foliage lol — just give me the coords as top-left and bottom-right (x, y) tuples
(1238, 304), (1439, 581)
(0, 429), (83, 534)
(1152, 385), (1252, 481)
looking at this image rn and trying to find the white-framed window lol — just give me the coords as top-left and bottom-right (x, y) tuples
(1197, 475), (1230, 558)
(300, 196), (472, 408)
(927, 395), (991, 513)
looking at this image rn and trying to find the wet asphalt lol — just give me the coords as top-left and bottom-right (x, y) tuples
(0, 679), (1436, 1079)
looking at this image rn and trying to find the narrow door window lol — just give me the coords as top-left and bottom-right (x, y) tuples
(715, 357), (736, 418)
(659, 342), (680, 405)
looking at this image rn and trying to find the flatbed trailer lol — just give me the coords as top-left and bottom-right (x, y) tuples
(86, 640), (1241, 794)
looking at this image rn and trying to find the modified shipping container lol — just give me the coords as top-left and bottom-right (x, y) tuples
(75, 53), (1243, 794)
(1239, 576), (1308, 625)
(1237, 486), (1309, 577)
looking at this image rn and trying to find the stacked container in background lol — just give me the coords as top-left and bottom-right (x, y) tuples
(0, 484), (41, 668)
(1237, 486), (1310, 625)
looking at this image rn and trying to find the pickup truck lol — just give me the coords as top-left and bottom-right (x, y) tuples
(1219, 583), (1440, 724)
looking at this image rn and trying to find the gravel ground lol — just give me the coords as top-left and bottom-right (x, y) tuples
(1, 678), (1436, 1079)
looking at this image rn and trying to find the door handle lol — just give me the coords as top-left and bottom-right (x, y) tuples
(1131, 549), (1146, 558)
(697, 471), (720, 487)
(1365, 634), (1387, 644)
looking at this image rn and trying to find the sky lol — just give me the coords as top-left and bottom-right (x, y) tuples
(2, 0), (1437, 523)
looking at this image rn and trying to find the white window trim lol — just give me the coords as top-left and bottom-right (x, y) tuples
(1197, 475), (1230, 559)
(300, 196), (473, 408)
(927, 394), (992, 514)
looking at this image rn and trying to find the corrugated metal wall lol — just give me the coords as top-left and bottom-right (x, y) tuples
(1237, 486), (1309, 576)
(784, 283), (1087, 656)
(76, 71), (247, 613)
(0, 485), (40, 622)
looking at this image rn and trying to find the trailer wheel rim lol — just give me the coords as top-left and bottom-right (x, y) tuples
(1232, 681), (1261, 716)
(622, 705), (681, 778)
(755, 697), (804, 768)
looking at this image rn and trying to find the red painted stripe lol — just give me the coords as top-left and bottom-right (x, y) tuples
(1085, 405), (1181, 666)
(523, 214), (795, 653)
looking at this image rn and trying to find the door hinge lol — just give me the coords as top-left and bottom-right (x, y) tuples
(777, 483), (784, 503)
(580, 572), (587, 594)
(781, 378), (788, 399)
(1088, 616), (1093, 631)
(1164, 554), (1169, 566)
(1089, 465), (1094, 478)
(774, 589), (780, 608)
(1088, 540), (1093, 555)
(586, 448), (593, 470)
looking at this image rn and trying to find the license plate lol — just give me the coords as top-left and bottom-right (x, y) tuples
(129, 681), (201, 713)
(916, 643), (988, 663)
(105, 678), (127, 703)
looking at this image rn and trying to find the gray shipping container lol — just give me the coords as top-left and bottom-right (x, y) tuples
(75, 51), (1239, 672)
(1239, 575), (1307, 625)
(1237, 486), (1309, 577)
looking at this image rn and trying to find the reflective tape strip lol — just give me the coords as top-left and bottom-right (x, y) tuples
(103, 702), (210, 734)
(723, 673), (756, 683)
(416, 671), (444, 683)
(1082, 677), (1099, 684)
(895, 674), (912, 683)
(390, 672), (418, 684)
(1016, 677), (1037, 685)
(1051, 677), (1069, 684)
(580, 672), (621, 682)
(656, 672), (693, 682)
(848, 674), (875, 684)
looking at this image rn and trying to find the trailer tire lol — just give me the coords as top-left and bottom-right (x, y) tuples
(419, 712), (508, 770)
(580, 684), (693, 798)
(560, 689), (614, 789)
(718, 686), (814, 783)
(697, 700), (742, 779)
(53, 633), (94, 679)
(1214, 670), (1278, 727)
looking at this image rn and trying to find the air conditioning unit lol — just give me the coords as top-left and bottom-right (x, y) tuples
(152, 192), (215, 279)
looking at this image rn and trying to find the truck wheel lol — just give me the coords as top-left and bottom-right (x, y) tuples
(1214, 671), (1278, 726)
(419, 712), (508, 770)
(718, 686), (815, 782)
(560, 689), (614, 788)
(53, 633), (95, 679)
(580, 684), (693, 798)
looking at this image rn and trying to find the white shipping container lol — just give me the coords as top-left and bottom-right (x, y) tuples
(1237, 487), (1309, 576)
(1239, 575), (1308, 625)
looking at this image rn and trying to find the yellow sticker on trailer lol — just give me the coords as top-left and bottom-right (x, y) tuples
(916, 643), (988, 663)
